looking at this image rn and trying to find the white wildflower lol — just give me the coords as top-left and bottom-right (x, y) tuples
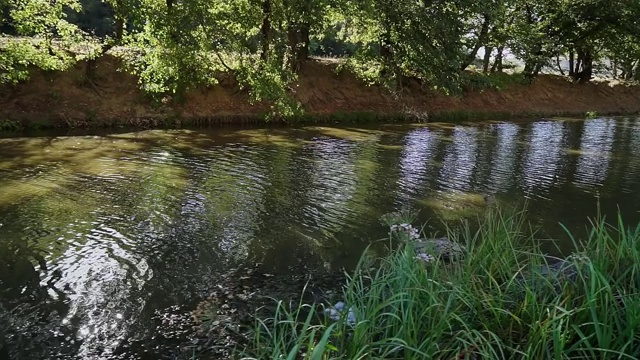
(415, 253), (436, 264)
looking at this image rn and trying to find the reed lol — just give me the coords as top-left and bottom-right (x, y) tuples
(238, 208), (640, 359)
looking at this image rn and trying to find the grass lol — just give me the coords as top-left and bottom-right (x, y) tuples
(237, 208), (640, 359)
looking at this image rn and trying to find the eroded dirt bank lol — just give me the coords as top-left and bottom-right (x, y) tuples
(1, 56), (640, 128)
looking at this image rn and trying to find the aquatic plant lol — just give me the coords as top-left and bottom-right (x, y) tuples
(238, 209), (640, 359)
(586, 111), (599, 119)
(379, 208), (419, 228)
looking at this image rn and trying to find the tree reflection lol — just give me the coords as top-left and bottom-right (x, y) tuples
(397, 128), (440, 202)
(437, 126), (479, 192)
(487, 123), (520, 193)
(521, 121), (566, 195)
(0, 235), (72, 359)
(573, 119), (616, 189)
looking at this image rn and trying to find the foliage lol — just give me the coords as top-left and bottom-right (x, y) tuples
(586, 111), (599, 119)
(239, 209), (640, 359)
(0, 0), (86, 83)
(462, 71), (530, 92)
(0, 117), (20, 130)
(1, 0), (640, 116)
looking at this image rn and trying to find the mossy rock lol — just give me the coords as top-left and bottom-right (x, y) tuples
(411, 237), (467, 263)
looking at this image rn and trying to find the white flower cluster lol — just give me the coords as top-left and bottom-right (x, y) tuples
(390, 223), (420, 241)
(415, 253), (436, 264)
(566, 253), (591, 264)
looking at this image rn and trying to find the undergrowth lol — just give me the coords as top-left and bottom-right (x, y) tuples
(462, 72), (531, 92)
(238, 209), (640, 359)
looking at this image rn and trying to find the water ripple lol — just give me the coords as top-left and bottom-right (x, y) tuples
(397, 127), (440, 202)
(573, 118), (616, 190)
(487, 123), (520, 193)
(437, 126), (479, 192)
(2, 120), (640, 359)
(521, 121), (567, 196)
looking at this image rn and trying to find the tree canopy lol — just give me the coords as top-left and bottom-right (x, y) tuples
(1, 0), (639, 115)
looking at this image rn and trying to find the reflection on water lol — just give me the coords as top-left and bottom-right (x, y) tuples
(574, 118), (616, 190)
(522, 121), (567, 196)
(438, 127), (479, 192)
(622, 120), (640, 193)
(487, 123), (520, 193)
(304, 138), (358, 236)
(397, 128), (440, 203)
(1, 117), (640, 359)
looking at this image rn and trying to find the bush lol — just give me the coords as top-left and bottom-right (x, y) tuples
(462, 72), (531, 92)
(0, 118), (21, 131)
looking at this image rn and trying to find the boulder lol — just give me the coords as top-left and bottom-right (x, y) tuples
(411, 237), (466, 263)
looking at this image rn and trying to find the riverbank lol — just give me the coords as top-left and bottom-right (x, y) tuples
(1, 56), (640, 130)
(227, 209), (640, 359)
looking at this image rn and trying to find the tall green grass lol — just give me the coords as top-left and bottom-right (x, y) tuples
(238, 209), (640, 359)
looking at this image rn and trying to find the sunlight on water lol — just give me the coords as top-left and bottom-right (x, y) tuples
(573, 118), (616, 190)
(304, 138), (358, 238)
(438, 126), (479, 192)
(522, 121), (567, 196)
(487, 123), (520, 193)
(397, 127), (440, 202)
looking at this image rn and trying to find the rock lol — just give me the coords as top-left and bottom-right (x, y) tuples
(415, 253), (436, 265)
(411, 237), (466, 263)
(517, 253), (592, 293)
(534, 253), (591, 283)
(324, 301), (356, 327)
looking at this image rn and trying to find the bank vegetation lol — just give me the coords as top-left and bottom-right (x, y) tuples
(1, 0), (640, 123)
(236, 209), (640, 359)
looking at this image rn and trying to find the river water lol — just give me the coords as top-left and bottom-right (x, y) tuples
(1, 118), (640, 359)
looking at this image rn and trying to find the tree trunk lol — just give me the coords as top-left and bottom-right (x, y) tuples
(574, 48), (593, 83)
(579, 55), (593, 83)
(621, 59), (637, 80)
(490, 46), (504, 73)
(260, 0), (271, 61)
(532, 63), (544, 77)
(298, 23), (310, 63)
(482, 46), (492, 73)
(573, 49), (582, 79)
(568, 49), (575, 77)
(556, 54), (565, 76)
(379, 29), (402, 89)
(524, 60), (542, 78)
(287, 23), (299, 70)
(380, 31), (393, 62)
(632, 59), (640, 80)
(85, 16), (124, 83)
(287, 22), (310, 71)
(460, 15), (491, 71)
(380, 29), (394, 78)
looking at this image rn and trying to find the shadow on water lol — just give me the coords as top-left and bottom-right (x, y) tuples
(1, 117), (640, 358)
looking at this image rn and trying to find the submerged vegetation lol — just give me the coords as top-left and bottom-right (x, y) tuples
(237, 209), (640, 359)
(1, 1), (640, 118)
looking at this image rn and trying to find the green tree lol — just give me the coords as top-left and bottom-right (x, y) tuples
(334, 0), (466, 92)
(509, 0), (640, 82)
(1, 0), (86, 83)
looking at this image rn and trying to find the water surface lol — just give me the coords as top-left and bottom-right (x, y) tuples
(1, 118), (639, 359)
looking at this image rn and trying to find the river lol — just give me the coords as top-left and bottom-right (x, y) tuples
(1, 117), (640, 359)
